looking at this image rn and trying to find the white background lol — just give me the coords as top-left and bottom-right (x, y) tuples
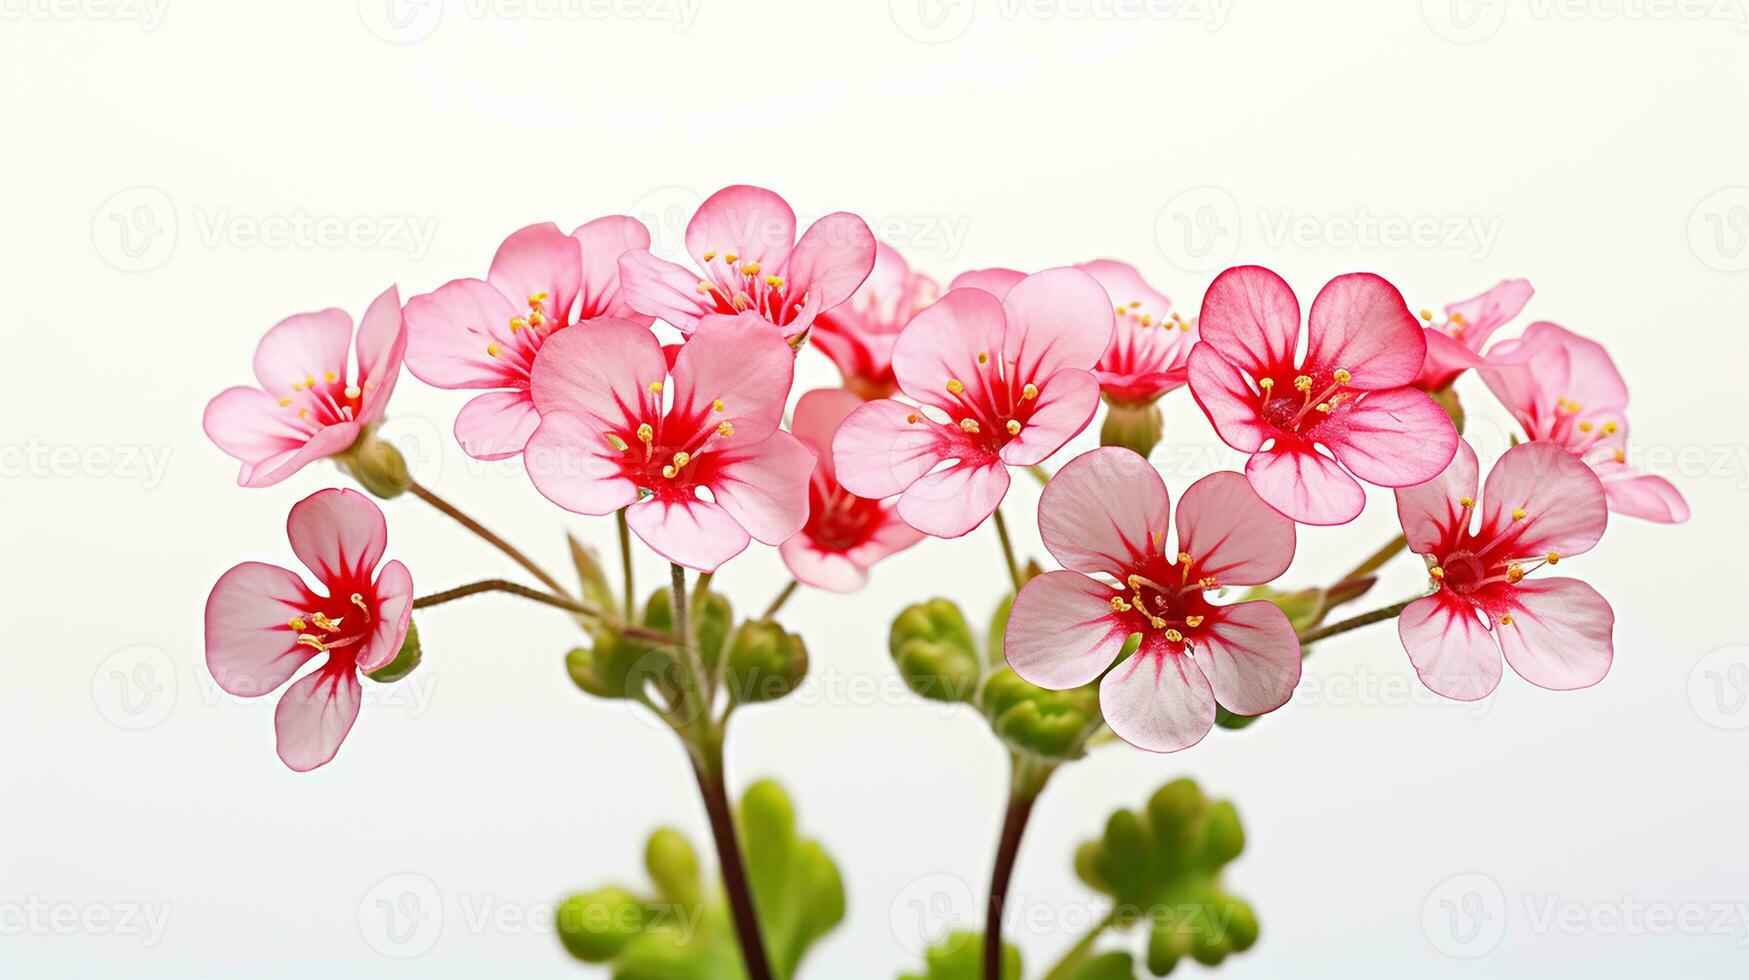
(3, 0), (1747, 976)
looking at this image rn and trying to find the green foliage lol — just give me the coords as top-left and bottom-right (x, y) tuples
(724, 621), (809, 704)
(564, 587), (734, 703)
(890, 599), (982, 703)
(897, 932), (1021, 980)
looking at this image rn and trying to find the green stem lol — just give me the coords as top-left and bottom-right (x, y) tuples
(408, 479), (573, 600)
(1342, 533), (1408, 583)
(667, 563), (709, 728)
(1298, 597), (1418, 646)
(688, 737), (774, 980)
(761, 580), (799, 620)
(1039, 908), (1120, 980)
(984, 755), (1054, 980)
(616, 508), (635, 621)
(992, 508), (1023, 592)
(412, 580), (669, 644)
(1027, 464), (1052, 487)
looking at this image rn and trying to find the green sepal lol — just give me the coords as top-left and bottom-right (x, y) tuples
(1099, 400), (1165, 459)
(334, 429), (411, 499)
(364, 621), (421, 683)
(568, 532), (620, 618)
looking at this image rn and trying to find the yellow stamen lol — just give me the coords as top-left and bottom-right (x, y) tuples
(1506, 565), (1525, 584)
(662, 465), (677, 478)
(528, 311), (545, 327)
(1613, 449), (1626, 463)
(671, 451), (690, 468)
(1459, 496), (1474, 508)
(311, 612), (343, 633)
(350, 593), (371, 620)
(295, 634), (327, 652)
(1602, 421), (1619, 435)
(697, 280), (714, 294)
(1498, 613), (1514, 626)
(717, 421), (734, 437)
(1110, 596), (1132, 613)
(946, 379), (966, 395)
(1005, 419), (1021, 435)
(740, 262), (760, 276)
(278, 397), (292, 408)
(977, 352), (989, 364)
(1293, 375), (1313, 392)
(1419, 309), (1435, 322)
(959, 418), (980, 434)
(1165, 628), (1184, 643)
(287, 616), (307, 631)
(724, 252), (738, 265)
(712, 399), (725, 412)
(1185, 615), (1205, 628)
(1512, 508), (1527, 522)
(636, 423), (654, 444)
(510, 316), (529, 332)
(648, 381), (664, 394)
(297, 408), (309, 420)
(1546, 552), (1561, 565)
(324, 370), (337, 384)
(702, 250), (717, 262)
(1022, 384), (1039, 400)
(764, 275), (783, 289)
(1579, 421), (1594, 433)
(1259, 378), (1275, 392)
(486, 342), (502, 357)
(1333, 369), (1352, 385)
(906, 413), (919, 424)
(1430, 566), (1445, 579)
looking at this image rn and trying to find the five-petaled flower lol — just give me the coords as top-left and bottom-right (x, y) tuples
(779, 389), (927, 592)
(403, 219), (653, 460)
(1412, 278), (1534, 392)
(1005, 448), (1301, 753)
(1394, 440), (1615, 700)
(1480, 322), (1689, 524)
(1187, 265), (1459, 526)
(810, 242), (941, 400)
(617, 184), (876, 341)
(204, 488), (414, 771)
(523, 315), (814, 572)
(203, 287), (407, 488)
(832, 268), (1114, 538)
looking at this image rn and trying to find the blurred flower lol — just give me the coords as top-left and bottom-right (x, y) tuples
(810, 242), (940, 399)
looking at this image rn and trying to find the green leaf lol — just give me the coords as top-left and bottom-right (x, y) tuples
(897, 931), (1021, 980)
(568, 532), (620, 617)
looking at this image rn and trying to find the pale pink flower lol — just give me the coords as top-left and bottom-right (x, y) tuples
(1413, 278), (1534, 391)
(402, 219), (653, 460)
(810, 242), (941, 400)
(204, 488), (413, 771)
(1479, 322), (1689, 523)
(779, 389), (926, 592)
(1394, 440), (1614, 700)
(204, 287), (406, 488)
(1187, 266), (1459, 526)
(1005, 448), (1300, 753)
(617, 185), (876, 341)
(832, 269), (1113, 538)
(523, 315), (813, 572)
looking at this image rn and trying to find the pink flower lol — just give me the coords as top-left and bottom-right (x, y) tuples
(779, 389), (926, 592)
(832, 269), (1114, 538)
(523, 315), (813, 572)
(617, 185), (876, 341)
(1394, 440), (1614, 700)
(1187, 266), (1459, 526)
(1413, 278), (1534, 391)
(1005, 448), (1300, 753)
(1479, 322), (1689, 524)
(204, 488), (414, 771)
(204, 287), (407, 488)
(810, 242), (941, 400)
(402, 218), (653, 460)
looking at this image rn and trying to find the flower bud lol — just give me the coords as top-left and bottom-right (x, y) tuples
(566, 623), (675, 701)
(724, 620), (809, 704)
(644, 828), (703, 908)
(641, 587), (732, 672)
(556, 887), (648, 963)
(335, 431), (410, 499)
(981, 668), (1101, 759)
(889, 599), (981, 703)
(1099, 399), (1164, 459)
(364, 621), (421, 683)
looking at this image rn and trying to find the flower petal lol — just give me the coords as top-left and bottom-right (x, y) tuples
(205, 561), (319, 697)
(523, 410), (640, 516)
(617, 249), (715, 333)
(780, 537), (868, 592)
(670, 315), (794, 449)
(252, 308), (353, 396)
(286, 487), (386, 588)
(832, 399), (954, 500)
(453, 389), (541, 461)
(1497, 577), (1614, 691)
(1176, 470), (1295, 586)
(487, 222), (582, 325)
(686, 185), (795, 272)
(1194, 600), (1300, 716)
(402, 278), (524, 388)
(529, 317), (665, 427)
(1602, 471), (1689, 524)
(948, 267), (1024, 299)
(1304, 273), (1425, 389)
(204, 386), (309, 465)
(353, 285), (406, 424)
(1397, 593), (1503, 701)
(1244, 445), (1366, 526)
(1481, 441), (1608, 559)
(1395, 440), (1481, 554)
(698, 431), (814, 546)
(1416, 328), (1483, 390)
(237, 422), (362, 489)
(1038, 447), (1168, 578)
(359, 559), (414, 673)
(1319, 387), (1458, 488)
(1100, 639), (1217, 753)
(784, 211), (876, 313)
(999, 368), (1100, 467)
(274, 662), (362, 772)
(790, 388), (865, 481)
(1196, 265), (1300, 379)
(572, 214), (654, 322)
(1006, 570), (1132, 688)
(1000, 267), (1115, 383)
(1186, 344), (1270, 453)
(626, 495), (753, 572)
(891, 287), (1009, 413)
(897, 459), (1011, 538)
(1445, 279), (1533, 348)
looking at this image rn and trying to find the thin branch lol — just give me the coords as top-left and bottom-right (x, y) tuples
(408, 479), (573, 599)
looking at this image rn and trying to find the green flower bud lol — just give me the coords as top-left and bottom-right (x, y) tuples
(642, 587), (732, 671)
(556, 887), (648, 963)
(1099, 398), (1165, 459)
(890, 599), (981, 703)
(364, 621), (421, 683)
(566, 623), (676, 701)
(567, 532), (619, 616)
(1059, 951), (1136, 980)
(981, 668), (1101, 759)
(644, 828), (703, 908)
(335, 430), (410, 499)
(724, 620), (809, 704)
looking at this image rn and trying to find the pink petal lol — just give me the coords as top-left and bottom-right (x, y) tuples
(1481, 442), (1608, 559)
(1100, 638), (1217, 753)
(1395, 440), (1481, 554)
(1245, 445), (1366, 526)
(359, 559), (414, 673)
(252, 308), (353, 396)
(205, 561), (320, 697)
(1194, 600), (1300, 715)
(843, 509), (928, 567)
(1602, 471), (1689, 524)
(572, 215), (654, 322)
(1175, 470), (1295, 586)
(402, 278), (523, 388)
(1303, 273), (1425, 390)
(1398, 593), (1503, 701)
(523, 411), (640, 516)
(353, 285), (406, 424)
(999, 368), (1100, 467)
(831, 399), (953, 500)
(1415, 328), (1483, 390)
(1006, 570), (1132, 688)
(1186, 344), (1271, 453)
(487, 222), (582, 326)
(686, 185), (796, 273)
(670, 315), (795, 449)
(1196, 265), (1300, 379)
(1490, 322), (1628, 413)
(948, 267), (1024, 299)
(529, 317), (665, 427)
(780, 537), (869, 592)
(1000, 268), (1115, 383)
(1445, 279), (1533, 348)
(617, 249), (715, 333)
(1319, 387), (1459, 488)
(237, 423), (361, 489)
(789, 388), (866, 481)
(784, 212), (876, 313)
(1077, 259), (1172, 323)
(1497, 577), (1614, 691)
(204, 386), (309, 465)
(1038, 447), (1168, 578)
(897, 459), (1011, 539)
(891, 287), (1009, 413)
(698, 431), (814, 546)
(625, 495), (753, 572)
(453, 389), (541, 461)
(274, 662), (362, 772)
(286, 488), (387, 587)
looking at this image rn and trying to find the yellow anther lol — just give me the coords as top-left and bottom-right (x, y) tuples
(1579, 421), (1594, 433)
(1110, 596), (1132, 613)
(1140, 314), (1153, 327)
(1126, 574), (1144, 590)
(697, 280), (714, 294)
(1333, 369), (1352, 385)
(636, 423), (654, 444)
(1451, 312), (1467, 326)
(1602, 421), (1618, 435)
(486, 342), (503, 357)
(648, 381), (664, 394)
(1613, 449), (1626, 463)
(1506, 564), (1525, 584)
(1177, 551), (1192, 565)
(1546, 552), (1561, 565)
(716, 421), (734, 437)
(740, 262), (760, 276)
(1420, 309), (1435, 321)
(1499, 614), (1515, 626)
(764, 275), (784, 288)
(345, 385), (361, 400)
(1185, 615), (1205, 628)
(1259, 377), (1275, 390)
(311, 612), (343, 632)
(671, 451), (690, 468)
(528, 311), (546, 327)
(297, 408), (309, 420)
(1115, 306), (1126, 317)
(1021, 384), (1039, 400)
(662, 465), (677, 478)
(324, 370), (337, 384)
(724, 253), (738, 264)
(1293, 375), (1313, 392)
(278, 397), (293, 407)
(712, 399), (725, 412)
(1198, 577), (1219, 590)
(1511, 508), (1527, 522)
(1315, 403), (1332, 413)
(959, 418), (980, 434)
(946, 378), (966, 395)
(1005, 419), (1021, 435)
(1164, 629), (1184, 643)
(350, 593), (371, 620)
(295, 634), (327, 652)
(977, 352), (990, 364)
(304, 376), (316, 389)
(1430, 566), (1446, 579)
(702, 250), (717, 262)
(510, 316), (528, 332)
(528, 290), (548, 308)
(287, 616), (307, 631)
(606, 433), (629, 451)
(906, 413), (919, 424)
(1459, 496), (1474, 508)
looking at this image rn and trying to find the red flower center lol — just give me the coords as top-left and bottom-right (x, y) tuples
(1110, 552), (1222, 652)
(284, 582), (376, 668)
(804, 483), (886, 552)
(695, 250), (802, 326)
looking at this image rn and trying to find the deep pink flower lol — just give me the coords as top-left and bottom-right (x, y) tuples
(1394, 440), (1614, 700)
(523, 315), (813, 572)
(204, 489), (413, 771)
(617, 185), (876, 341)
(1187, 266), (1459, 526)
(1479, 322), (1689, 524)
(832, 269), (1113, 538)
(810, 242), (941, 400)
(402, 219), (653, 460)
(204, 287), (406, 488)
(779, 389), (926, 592)
(1413, 278), (1534, 391)
(1005, 448), (1300, 753)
